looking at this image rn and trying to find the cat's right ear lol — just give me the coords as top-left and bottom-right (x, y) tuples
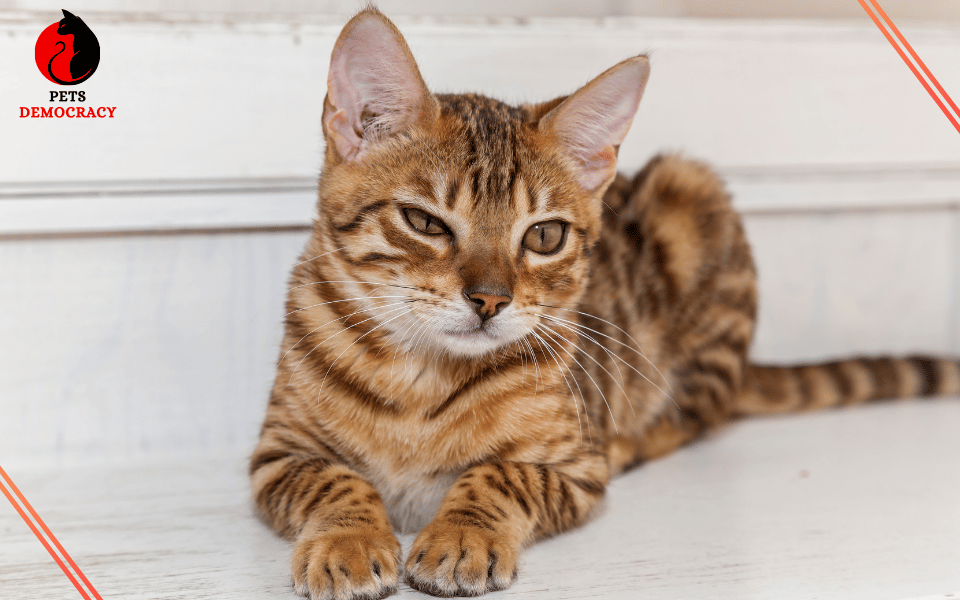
(323, 9), (438, 163)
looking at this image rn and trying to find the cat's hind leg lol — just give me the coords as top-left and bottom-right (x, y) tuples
(606, 410), (708, 475)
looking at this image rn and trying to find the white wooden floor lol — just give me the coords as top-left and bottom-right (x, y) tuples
(2, 399), (959, 600)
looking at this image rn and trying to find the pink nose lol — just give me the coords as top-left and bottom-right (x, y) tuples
(465, 291), (512, 321)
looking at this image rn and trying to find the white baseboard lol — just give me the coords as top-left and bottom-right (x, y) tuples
(3, 164), (960, 235)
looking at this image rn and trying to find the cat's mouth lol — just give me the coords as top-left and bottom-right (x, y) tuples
(437, 320), (519, 358)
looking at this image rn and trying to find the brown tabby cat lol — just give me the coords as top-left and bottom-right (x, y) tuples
(250, 8), (960, 600)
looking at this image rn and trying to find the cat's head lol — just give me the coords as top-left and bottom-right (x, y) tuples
(313, 8), (649, 360)
(57, 10), (83, 34)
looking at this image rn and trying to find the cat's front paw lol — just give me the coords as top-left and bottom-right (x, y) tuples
(292, 526), (402, 600)
(404, 521), (519, 597)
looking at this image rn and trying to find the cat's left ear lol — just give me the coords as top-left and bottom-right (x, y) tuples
(539, 56), (650, 192)
(323, 9), (438, 163)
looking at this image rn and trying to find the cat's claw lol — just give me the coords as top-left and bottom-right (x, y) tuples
(292, 527), (401, 600)
(404, 522), (519, 597)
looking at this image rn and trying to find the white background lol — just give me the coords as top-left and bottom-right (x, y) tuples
(0, 5), (959, 599)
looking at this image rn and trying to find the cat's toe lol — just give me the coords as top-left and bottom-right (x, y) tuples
(292, 527), (401, 600)
(404, 522), (518, 597)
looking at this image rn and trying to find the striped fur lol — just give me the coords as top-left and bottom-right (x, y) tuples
(577, 155), (960, 474)
(250, 8), (960, 600)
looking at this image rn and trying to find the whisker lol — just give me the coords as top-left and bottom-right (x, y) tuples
(521, 336), (544, 396)
(372, 310), (431, 392)
(599, 197), (620, 217)
(246, 247), (357, 326)
(283, 295), (408, 319)
(539, 314), (676, 406)
(288, 302), (412, 384)
(536, 306), (673, 393)
(294, 246), (348, 267)
(544, 315), (629, 392)
(290, 279), (420, 293)
(538, 317), (637, 418)
(279, 297), (411, 367)
(409, 317), (442, 384)
(318, 308), (414, 397)
(531, 331), (589, 446)
(408, 317), (436, 369)
(375, 310), (418, 359)
(538, 324), (618, 435)
(395, 319), (430, 389)
(517, 336), (528, 378)
(493, 346), (509, 370)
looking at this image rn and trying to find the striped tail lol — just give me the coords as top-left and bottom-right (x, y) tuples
(734, 355), (960, 416)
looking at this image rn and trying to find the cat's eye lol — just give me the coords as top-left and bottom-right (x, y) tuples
(522, 221), (567, 255)
(403, 207), (449, 236)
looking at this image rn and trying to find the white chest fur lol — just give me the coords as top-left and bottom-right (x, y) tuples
(369, 467), (463, 534)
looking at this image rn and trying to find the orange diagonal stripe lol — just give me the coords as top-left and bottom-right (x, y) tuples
(857, 0), (960, 134)
(0, 465), (102, 600)
(869, 0), (960, 120)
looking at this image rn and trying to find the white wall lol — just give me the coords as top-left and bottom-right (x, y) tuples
(2, 0), (958, 21)
(0, 231), (305, 469)
(2, 13), (959, 469)
(5, 14), (960, 188)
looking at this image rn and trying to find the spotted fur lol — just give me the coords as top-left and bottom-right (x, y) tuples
(250, 9), (960, 600)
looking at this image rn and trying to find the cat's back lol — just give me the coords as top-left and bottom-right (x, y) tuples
(575, 154), (758, 435)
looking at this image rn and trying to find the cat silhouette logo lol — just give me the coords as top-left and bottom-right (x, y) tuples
(34, 9), (100, 85)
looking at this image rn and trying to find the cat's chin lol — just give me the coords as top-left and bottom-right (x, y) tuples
(436, 327), (511, 359)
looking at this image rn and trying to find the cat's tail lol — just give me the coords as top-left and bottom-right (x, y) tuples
(47, 42), (73, 85)
(46, 42), (91, 86)
(733, 356), (960, 416)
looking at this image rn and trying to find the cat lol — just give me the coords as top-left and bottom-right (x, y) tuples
(249, 8), (960, 600)
(47, 10), (100, 86)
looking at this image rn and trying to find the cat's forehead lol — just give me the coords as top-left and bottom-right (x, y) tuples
(436, 93), (526, 200)
(437, 93), (527, 141)
(429, 93), (560, 214)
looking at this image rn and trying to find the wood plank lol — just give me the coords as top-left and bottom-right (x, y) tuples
(2, 399), (959, 599)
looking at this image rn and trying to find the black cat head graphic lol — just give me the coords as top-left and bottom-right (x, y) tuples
(56, 9), (82, 34)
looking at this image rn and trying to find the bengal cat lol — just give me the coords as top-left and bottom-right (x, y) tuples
(250, 8), (960, 599)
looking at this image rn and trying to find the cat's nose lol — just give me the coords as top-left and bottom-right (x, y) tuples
(464, 289), (512, 321)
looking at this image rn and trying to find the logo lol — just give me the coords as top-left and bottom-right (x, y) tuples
(34, 9), (100, 86)
(20, 10), (115, 119)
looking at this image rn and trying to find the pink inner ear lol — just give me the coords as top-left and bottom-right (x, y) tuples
(576, 148), (621, 192)
(542, 57), (650, 191)
(323, 15), (433, 162)
(325, 101), (362, 162)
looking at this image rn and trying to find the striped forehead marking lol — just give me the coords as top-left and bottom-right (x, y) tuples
(437, 93), (526, 209)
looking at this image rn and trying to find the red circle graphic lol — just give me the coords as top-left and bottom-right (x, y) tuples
(34, 11), (100, 86)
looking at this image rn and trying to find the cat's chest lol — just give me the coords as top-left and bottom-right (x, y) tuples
(368, 463), (462, 533)
(344, 401), (496, 533)
(319, 362), (543, 531)
(324, 402), (471, 532)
